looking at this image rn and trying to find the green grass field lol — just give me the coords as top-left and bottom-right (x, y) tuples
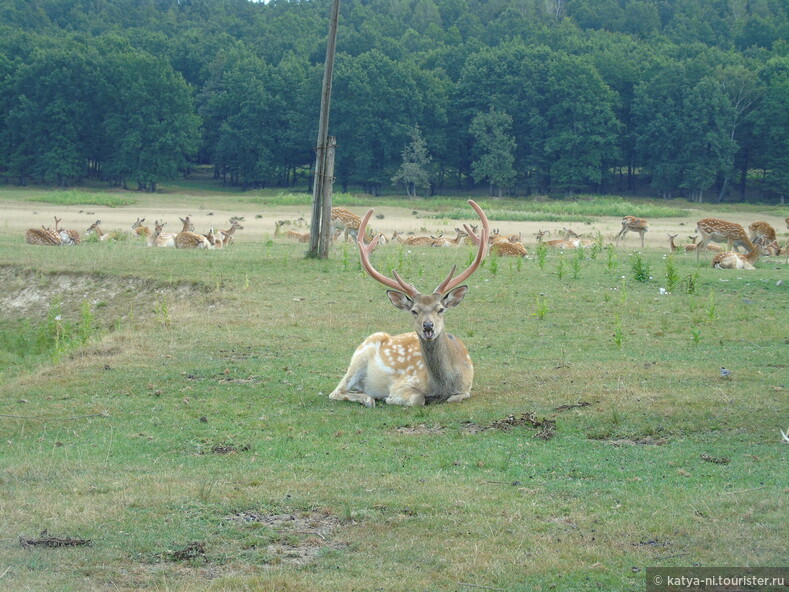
(0, 187), (787, 592)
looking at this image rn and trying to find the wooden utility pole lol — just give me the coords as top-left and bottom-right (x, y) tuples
(308, 0), (340, 259)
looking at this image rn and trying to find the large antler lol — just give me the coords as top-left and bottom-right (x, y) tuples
(434, 200), (489, 295)
(357, 210), (419, 298)
(357, 200), (489, 298)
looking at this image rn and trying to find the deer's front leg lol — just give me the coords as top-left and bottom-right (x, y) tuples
(384, 376), (426, 407)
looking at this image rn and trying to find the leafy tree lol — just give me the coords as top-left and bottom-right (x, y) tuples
(753, 57), (789, 203)
(391, 126), (432, 197)
(469, 107), (516, 197)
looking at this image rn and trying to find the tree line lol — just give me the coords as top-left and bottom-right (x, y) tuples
(0, 0), (787, 202)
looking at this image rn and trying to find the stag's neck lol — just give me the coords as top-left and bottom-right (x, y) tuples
(419, 333), (468, 398)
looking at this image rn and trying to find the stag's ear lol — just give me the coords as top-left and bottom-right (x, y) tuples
(387, 290), (413, 312)
(442, 285), (468, 309)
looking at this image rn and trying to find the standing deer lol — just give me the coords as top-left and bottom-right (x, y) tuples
(331, 207), (363, 242)
(614, 216), (648, 248)
(748, 221), (776, 246)
(695, 218), (755, 263)
(328, 200), (490, 408)
(54, 216), (80, 245)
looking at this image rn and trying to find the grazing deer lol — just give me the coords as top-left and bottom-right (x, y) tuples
(331, 207), (363, 242)
(695, 218), (755, 263)
(712, 244), (761, 270)
(86, 220), (120, 241)
(132, 217), (150, 238)
(54, 216), (80, 245)
(536, 229), (576, 249)
(25, 226), (61, 246)
(329, 200), (490, 408)
(175, 216), (211, 249)
(614, 216), (648, 248)
(218, 218), (244, 247)
(148, 221), (176, 247)
(748, 221), (776, 246)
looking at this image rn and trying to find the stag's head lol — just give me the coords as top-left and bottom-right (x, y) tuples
(357, 200), (489, 344)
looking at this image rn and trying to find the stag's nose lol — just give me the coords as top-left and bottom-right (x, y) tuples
(423, 321), (433, 332)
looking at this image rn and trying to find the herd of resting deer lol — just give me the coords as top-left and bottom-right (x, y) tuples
(23, 203), (787, 408)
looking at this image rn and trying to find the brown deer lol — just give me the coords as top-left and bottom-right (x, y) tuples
(132, 217), (150, 238)
(54, 216), (80, 245)
(86, 220), (120, 241)
(25, 226), (61, 246)
(490, 229), (522, 244)
(695, 218), (755, 263)
(175, 216), (211, 249)
(331, 207), (363, 242)
(218, 218), (244, 247)
(328, 200), (490, 408)
(431, 228), (469, 247)
(148, 221), (176, 247)
(286, 229), (311, 242)
(536, 229), (576, 249)
(614, 216), (648, 247)
(712, 244), (761, 270)
(748, 221), (776, 246)
(667, 233), (699, 253)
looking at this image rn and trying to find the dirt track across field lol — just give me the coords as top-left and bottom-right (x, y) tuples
(4, 198), (787, 250)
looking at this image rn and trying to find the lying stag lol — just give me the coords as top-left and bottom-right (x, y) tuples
(329, 200), (490, 407)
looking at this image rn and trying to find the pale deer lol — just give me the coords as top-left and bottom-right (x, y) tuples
(712, 244), (761, 270)
(54, 216), (80, 245)
(614, 216), (648, 247)
(402, 234), (439, 246)
(329, 200), (490, 408)
(148, 221), (176, 247)
(536, 229), (576, 249)
(748, 221), (776, 246)
(562, 227), (594, 247)
(86, 220), (120, 241)
(25, 227), (61, 246)
(132, 217), (150, 238)
(695, 218), (755, 262)
(175, 216), (211, 249)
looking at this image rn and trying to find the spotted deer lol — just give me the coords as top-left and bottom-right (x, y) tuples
(148, 221), (176, 247)
(175, 216), (211, 249)
(132, 217), (150, 238)
(431, 228), (469, 247)
(328, 200), (490, 408)
(712, 244), (761, 270)
(25, 226), (61, 246)
(54, 216), (80, 245)
(490, 241), (527, 257)
(331, 207), (363, 242)
(748, 221), (777, 247)
(614, 216), (648, 247)
(695, 218), (755, 262)
(490, 229), (522, 244)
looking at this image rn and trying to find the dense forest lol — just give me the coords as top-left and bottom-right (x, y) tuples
(1, 0), (788, 202)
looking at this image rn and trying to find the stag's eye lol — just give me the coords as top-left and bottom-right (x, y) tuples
(411, 310), (418, 315)
(438, 308), (446, 314)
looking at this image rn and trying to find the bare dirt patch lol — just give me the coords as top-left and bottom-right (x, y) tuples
(462, 412), (557, 440)
(0, 265), (208, 321)
(225, 510), (347, 566)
